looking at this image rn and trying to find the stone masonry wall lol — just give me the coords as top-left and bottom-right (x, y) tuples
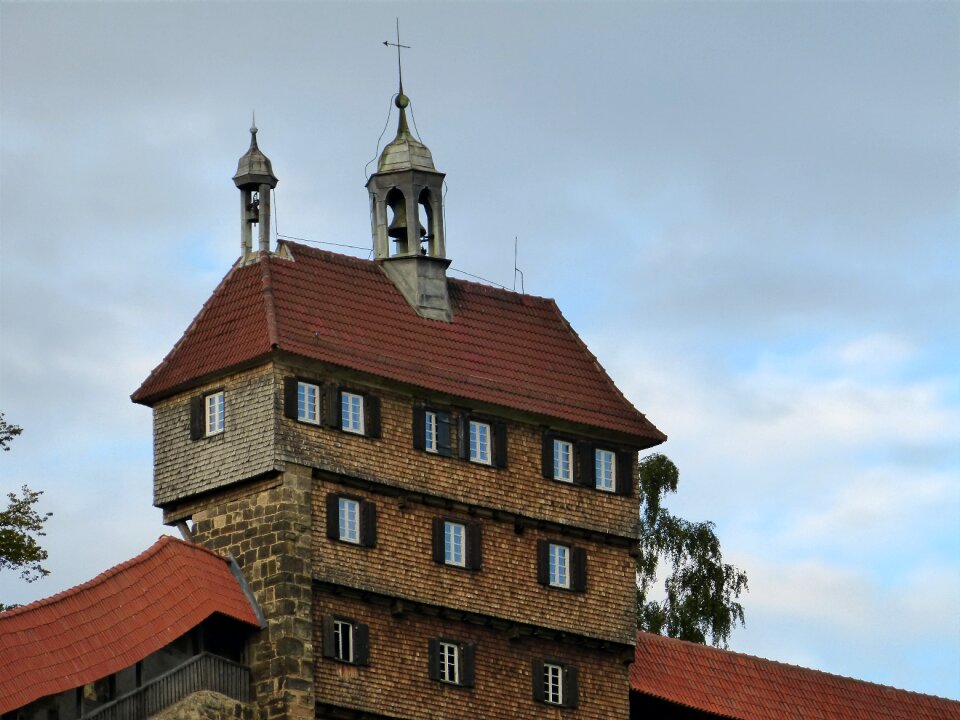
(191, 465), (313, 720)
(274, 362), (640, 539)
(149, 690), (256, 720)
(313, 590), (631, 720)
(154, 365), (278, 507)
(312, 478), (637, 644)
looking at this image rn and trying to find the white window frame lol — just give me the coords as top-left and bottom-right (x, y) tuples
(297, 381), (320, 424)
(438, 641), (460, 685)
(553, 439), (573, 482)
(425, 410), (438, 453)
(595, 448), (616, 492)
(469, 420), (491, 465)
(544, 662), (564, 705)
(548, 543), (570, 589)
(332, 619), (354, 663)
(341, 391), (364, 434)
(205, 391), (225, 436)
(339, 497), (360, 544)
(444, 521), (466, 567)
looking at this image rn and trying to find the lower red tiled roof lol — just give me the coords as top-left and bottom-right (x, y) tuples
(0, 536), (261, 714)
(132, 243), (666, 443)
(631, 631), (960, 720)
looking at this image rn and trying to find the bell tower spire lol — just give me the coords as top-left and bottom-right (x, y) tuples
(366, 29), (452, 321)
(233, 115), (279, 258)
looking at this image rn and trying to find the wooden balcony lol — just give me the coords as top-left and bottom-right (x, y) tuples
(84, 652), (250, 720)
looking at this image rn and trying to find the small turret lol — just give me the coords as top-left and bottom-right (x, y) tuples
(366, 91), (451, 322)
(233, 121), (278, 258)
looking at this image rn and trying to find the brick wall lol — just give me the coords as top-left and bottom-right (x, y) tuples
(274, 362), (640, 539)
(190, 465), (314, 720)
(312, 478), (637, 644)
(313, 589), (631, 720)
(153, 365), (278, 507)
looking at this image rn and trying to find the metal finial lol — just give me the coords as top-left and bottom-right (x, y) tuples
(250, 110), (257, 135)
(383, 18), (410, 98)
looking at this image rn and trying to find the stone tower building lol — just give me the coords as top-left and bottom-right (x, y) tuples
(131, 89), (666, 719)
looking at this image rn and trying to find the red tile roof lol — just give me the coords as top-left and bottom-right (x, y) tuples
(631, 631), (960, 720)
(0, 536), (261, 714)
(132, 242), (665, 443)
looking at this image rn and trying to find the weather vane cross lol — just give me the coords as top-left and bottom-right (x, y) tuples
(383, 18), (410, 94)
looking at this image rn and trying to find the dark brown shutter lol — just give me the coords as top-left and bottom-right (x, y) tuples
(189, 395), (204, 440)
(564, 666), (579, 708)
(283, 378), (298, 420)
(493, 421), (508, 468)
(325, 494), (339, 540)
(532, 659), (545, 703)
(457, 414), (469, 460)
(354, 623), (370, 665)
(578, 442), (596, 488)
(428, 638), (441, 680)
(572, 546), (588, 592)
(467, 523), (482, 570)
(541, 432), (555, 479)
(323, 385), (340, 428)
(360, 501), (377, 548)
(616, 450), (634, 496)
(536, 540), (550, 585)
(365, 395), (381, 438)
(461, 642), (476, 688)
(436, 411), (452, 456)
(412, 405), (426, 450)
(431, 518), (445, 564)
(321, 615), (335, 658)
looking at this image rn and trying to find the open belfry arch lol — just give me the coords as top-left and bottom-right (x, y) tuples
(130, 55), (666, 720)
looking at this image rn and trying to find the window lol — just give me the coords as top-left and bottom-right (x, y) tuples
(322, 615), (369, 665)
(469, 420), (491, 464)
(548, 543), (569, 588)
(537, 540), (586, 592)
(595, 449), (616, 492)
(428, 638), (475, 688)
(319, 386), (381, 437)
(326, 494), (377, 547)
(413, 405), (452, 456)
(432, 518), (482, 570)
(333, 618), (354, 662)
(298, 381), (319, 423)
(205, 391), (225, 435)
(339, 498), (360, 544)
(190, 389), (225, 440)
(578, 442), (635, 495)
(341, 391), (364, 434)
(532, 659), (578, 708)
(457, 414), (508, 467)
(554, 439), (573, 482)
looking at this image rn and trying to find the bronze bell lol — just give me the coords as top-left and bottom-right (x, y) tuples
(387, 201), (426, 240)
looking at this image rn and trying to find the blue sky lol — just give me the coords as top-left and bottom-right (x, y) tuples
(1, 1), (958, 701)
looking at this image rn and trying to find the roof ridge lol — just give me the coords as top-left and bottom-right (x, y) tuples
(0, 536), (225, 622)
(635, 631), (960, 705)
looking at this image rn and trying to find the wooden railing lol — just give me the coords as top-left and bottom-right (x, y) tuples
(84, 653), (250, 720)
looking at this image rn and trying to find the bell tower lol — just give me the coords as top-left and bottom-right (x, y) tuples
(366, 88), (453, 322)
(233, 120), (279, 259)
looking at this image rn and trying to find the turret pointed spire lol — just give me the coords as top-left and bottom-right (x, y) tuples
(233, 115), (278, 258)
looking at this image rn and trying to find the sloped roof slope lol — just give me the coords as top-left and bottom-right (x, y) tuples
(631, 631), (960, 720)
(0, 536), (261, 714)
(133, 242), (665, 443)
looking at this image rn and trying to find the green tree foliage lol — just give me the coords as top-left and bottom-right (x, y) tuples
(0, 415), (52, 611)
(636, 453), (748, 647)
